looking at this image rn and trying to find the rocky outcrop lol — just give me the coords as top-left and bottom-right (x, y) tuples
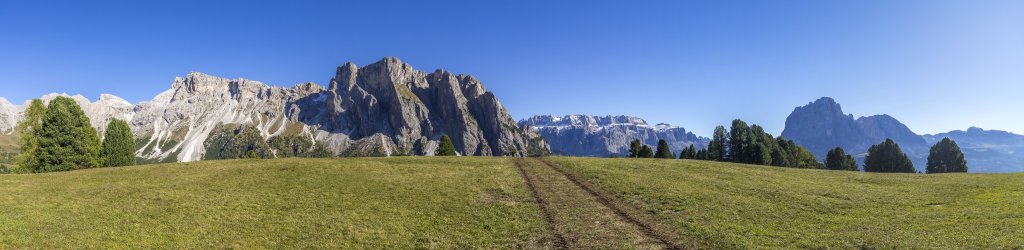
(924, 127), (1024, 173)
(519, 115), (708, 157)
(0, 98), (19, 134)
(782, 97), (929, 167)
(1, 57), (549, 161)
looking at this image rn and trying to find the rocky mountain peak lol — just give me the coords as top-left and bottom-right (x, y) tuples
(782, 97), (928, 167)
(519, 114), (707, 157)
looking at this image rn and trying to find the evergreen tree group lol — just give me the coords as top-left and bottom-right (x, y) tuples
(864, 139), (915, 173)
(926, 138), (967, 174)
(14, 98), (138, 172)
(679, 144), (698, 159)
(435, 135), (458, 156)
(723, 119), (821, 168)
(825, 147), (858, 171)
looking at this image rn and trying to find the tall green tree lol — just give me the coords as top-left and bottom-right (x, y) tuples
(749, 125), (773, 165)
(435, 135), (458, 156)
(100, 119), (136, 167)
(15, 99), (46, 170)
(864, 139), (915, 173)
(638, 145), (654, 158)
(926, 138), (967, 174)
(825, 147), (858, 171)
(695, 148), (708, 160)
(728, 119), (751, 163)
(654, 139), (674, 159)
(36, 96), (101, 172)
(628, 139), (642, 158)
(707, 126), (728, 161)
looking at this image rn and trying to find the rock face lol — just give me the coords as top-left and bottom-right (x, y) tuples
(519, 115), (708, 157)
(0, 98), (20, 135)
(924, 127), (1024, 173)
(781, 97), (928, 167)
(0, 57), (549, 161)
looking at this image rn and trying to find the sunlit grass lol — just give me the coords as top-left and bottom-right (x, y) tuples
(550, 157), (1024, 249)
(0, 157), (546, 248)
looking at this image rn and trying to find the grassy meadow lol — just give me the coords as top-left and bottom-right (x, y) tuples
(549, 157), (1024, 249)
(0, 157), (546, 248)
(0, 156), (1021, 248)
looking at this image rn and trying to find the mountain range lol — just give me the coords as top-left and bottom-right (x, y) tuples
(518, 115), (709, 157)
(782, 97), (1023, 173)
(0, 57), (550, 161)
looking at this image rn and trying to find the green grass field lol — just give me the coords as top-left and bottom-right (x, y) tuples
(0, 156), (1021, 248)
(550, 157), (1024, 249)
(0, 157), (547, 248)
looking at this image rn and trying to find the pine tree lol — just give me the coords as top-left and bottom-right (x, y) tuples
(36, 96), (101, 172)
(628, 139), (642, 158)
(15, 99), (46, 170)
(825, 147), (858, 171)
(728, 119), (752, 163)
(435, 135), (458, 156)
(654, 139), (674, 159)
(749, 125), (773, 165)
(227, 125), (272, 159)
(926, 138), (967, 173)
(864, 139), (915, 173)
(686, 144), (697, 159)
(100, 119), (136, 167)
(695, 148), (708, 160)
(638, 145), (654, 158)
(707, 126), (728, 161)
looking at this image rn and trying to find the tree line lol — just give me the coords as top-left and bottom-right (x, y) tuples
(627, 118), (968, 174)
(11, 97), (136, 173)
(627, 119), (821, 169)
(824, 137), (967, 173)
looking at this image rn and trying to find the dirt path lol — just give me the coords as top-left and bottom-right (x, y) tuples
(515, 158), (682, 249)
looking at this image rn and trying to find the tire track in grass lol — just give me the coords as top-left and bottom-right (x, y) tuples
(516, 158), (675, 249)
(536, 158), (688, 250)
(514, 158), (568, 249)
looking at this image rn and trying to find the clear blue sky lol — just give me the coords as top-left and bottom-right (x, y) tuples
(1, 0), (1021, 136)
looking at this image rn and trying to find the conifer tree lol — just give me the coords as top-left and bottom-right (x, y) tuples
(707, 126), (728, 161)
(728, 119), (751, 163)
(36, 96), (101, 172)
(638, 145), (654, 158)
(864, 139), (915, 173)
(685, 144), (697, 159)
(15, 99), (46, 170)
(825, 147), (858, 171)
(628, 139), (642, 158)
(926, 138), (967, 173)
(695, 148), (708, 160)
(435, 135), (458, 156)
(100, 119), (136, 167)
(654, 139), (674, 159)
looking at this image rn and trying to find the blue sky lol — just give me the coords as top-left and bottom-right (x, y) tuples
(1, 0), (1021, 136)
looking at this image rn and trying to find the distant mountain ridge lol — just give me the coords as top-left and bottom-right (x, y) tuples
(519, 115), (709, 157)
(924, 127), (1024, 173)
(0, 57), (550, 161)
(782, 97), (1023, 172)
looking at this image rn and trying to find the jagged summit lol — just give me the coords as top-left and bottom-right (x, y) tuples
(783, 97), (928, 167)
(0, 58), (550, 161)
(520, 114), (707, 157)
